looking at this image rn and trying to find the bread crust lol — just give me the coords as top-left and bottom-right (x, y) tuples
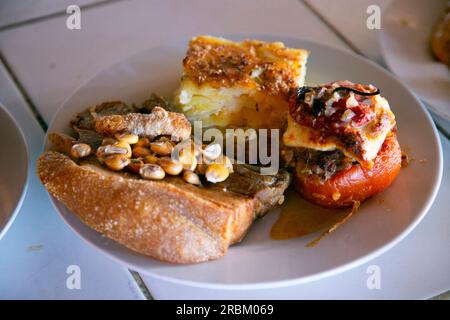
(37, 151), (288, 263)
(294, 133), (401, 208)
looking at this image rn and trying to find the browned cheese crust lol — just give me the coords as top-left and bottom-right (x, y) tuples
(183, 36), (309, 96)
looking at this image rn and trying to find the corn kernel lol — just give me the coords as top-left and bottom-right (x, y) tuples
(115, 133), (139, 145)
(104, 154), (130, 171)
(205, 163), (229, 183)
(150, 141), (173, 156)
(70, 143), (91, 158)
(183, 170), (201, 185)
(132, 146), (151, 158)
(139, 164), (165, 180)
(127, 158), (144, 173)
(158, 157), (183, 175)
(135, 137), (151, 148)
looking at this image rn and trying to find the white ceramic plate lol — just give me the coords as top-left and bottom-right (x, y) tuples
(380, 0), (450, 121)
(0, 104), (28, 240)
(46, 35), (443, 289)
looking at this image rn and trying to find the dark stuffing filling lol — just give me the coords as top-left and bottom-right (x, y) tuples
(294, 148), (356, 181)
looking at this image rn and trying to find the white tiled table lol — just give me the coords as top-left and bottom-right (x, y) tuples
(0, 0), (448, 299)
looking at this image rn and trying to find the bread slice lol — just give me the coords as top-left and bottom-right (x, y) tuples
(37, 151), (290, 264)
(175, 36), (309, 129)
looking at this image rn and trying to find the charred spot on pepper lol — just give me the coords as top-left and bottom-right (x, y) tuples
(295, 86), (314, 104)
(332, 86), (380, 96)
(311, 98), (326, 117)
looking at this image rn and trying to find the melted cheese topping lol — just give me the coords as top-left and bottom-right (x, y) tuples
(283, 95), (396, 168)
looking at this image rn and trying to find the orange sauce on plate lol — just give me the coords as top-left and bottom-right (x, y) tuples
(270, 190), (351, 241)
